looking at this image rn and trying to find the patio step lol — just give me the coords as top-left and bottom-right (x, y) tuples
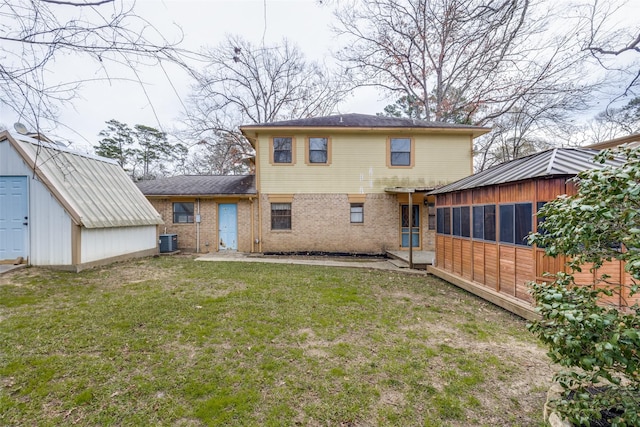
(385, 250), (433, 270)
(389, 258), (410, 268)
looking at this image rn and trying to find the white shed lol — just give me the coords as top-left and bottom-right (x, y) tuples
(0, 131), (163, 271)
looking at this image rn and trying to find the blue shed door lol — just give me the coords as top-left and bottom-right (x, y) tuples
(218, 203), (238, 251)
(0, 176), (29, 260)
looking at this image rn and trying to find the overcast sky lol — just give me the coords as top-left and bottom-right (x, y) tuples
(9, 0), (384, 151)
(1, 0), (638, 151)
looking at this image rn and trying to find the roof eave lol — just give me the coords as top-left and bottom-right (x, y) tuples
(584, 133), (640, 150)
(143, 193), (257, 198)
(240, 125), (491, 139)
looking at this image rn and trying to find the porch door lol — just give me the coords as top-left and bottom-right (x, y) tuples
(0, 176), (29, 260)
(218, 203), (238, 250)
(400, 204), (420, 248)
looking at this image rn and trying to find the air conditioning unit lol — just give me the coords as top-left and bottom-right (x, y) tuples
(159, 234), (178, 253)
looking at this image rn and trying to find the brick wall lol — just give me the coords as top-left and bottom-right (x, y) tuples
(146, 194), (433, 254)
(259, 193), (435, 254)
(147, 198), (255, 253)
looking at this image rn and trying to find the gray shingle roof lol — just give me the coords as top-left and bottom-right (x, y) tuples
(429, 148), (626, 195)
(240, 113), (488, 131)
(136, 175), (256, 196)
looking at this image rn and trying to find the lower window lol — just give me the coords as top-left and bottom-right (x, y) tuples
(350, 203), (364, 223)
(173, 202), (194, 223)
(271, 203), (292, 230)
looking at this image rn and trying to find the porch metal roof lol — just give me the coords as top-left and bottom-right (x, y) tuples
(429, 147), (625, 195)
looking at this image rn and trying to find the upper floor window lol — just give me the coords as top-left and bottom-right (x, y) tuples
(388, 137), (413, 167)
(173, 202), (194, 223)
(308, 137), (329, 164)
(273, 137), (293, 164)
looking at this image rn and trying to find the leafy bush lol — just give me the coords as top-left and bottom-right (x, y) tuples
(528, 147), (640, 426)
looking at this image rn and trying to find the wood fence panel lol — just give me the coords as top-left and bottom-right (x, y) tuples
(499, 181), (535, 203)
(461, 240), (473, 280)
(485, 244), (499, 289)
(436, 235), (445, 269)
(444, 237), (453, 271)
(453, 239), (462, 275)
(499, 246), (516, 296)
(515, 247), (534, 302)
(473, 241), (485, 284)
(596, 261), (622, 307)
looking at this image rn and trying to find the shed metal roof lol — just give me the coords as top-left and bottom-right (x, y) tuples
(136, 175), (256, 196)
(429, 147), (626, 195)
(2, 131), (163, 228)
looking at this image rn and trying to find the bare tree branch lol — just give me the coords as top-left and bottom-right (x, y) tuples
(332, 0), (610, 169)
(40, 0), (114, 7)
(0, 0), (198, 134)
(181, 34), (351, 174)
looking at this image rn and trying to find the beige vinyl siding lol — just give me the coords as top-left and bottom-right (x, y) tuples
(257, 133), (472, 193)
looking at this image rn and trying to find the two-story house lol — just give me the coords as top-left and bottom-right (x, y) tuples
(240, 113), (489, 255)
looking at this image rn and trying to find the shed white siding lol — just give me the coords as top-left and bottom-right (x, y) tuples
(1, 132), (162, 269)
(81, 226), (157, 263)
(0, 138), (27, 174)
(29, 178), (73, 265)
(1, 138), (73, 265)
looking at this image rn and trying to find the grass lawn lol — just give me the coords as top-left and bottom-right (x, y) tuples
(0, 256), (553, 426)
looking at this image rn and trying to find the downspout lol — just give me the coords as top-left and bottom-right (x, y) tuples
(196, 198), (200, 253)
(409, 192), (414, 269)
(250, 197), (255, 253)
(258, 195), (263, 253)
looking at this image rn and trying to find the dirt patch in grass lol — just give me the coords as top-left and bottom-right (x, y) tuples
(0, 257), (555, 426)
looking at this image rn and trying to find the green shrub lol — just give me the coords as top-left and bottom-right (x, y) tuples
(528, 147), (640, 426)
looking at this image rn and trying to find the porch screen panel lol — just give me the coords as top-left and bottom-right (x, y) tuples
(484, 205), (496, 241)
(514, 203), (532, 246)
(473, 206), (484, 239)
(499, 205), (514, 243)
(460, 206), (471, 237)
